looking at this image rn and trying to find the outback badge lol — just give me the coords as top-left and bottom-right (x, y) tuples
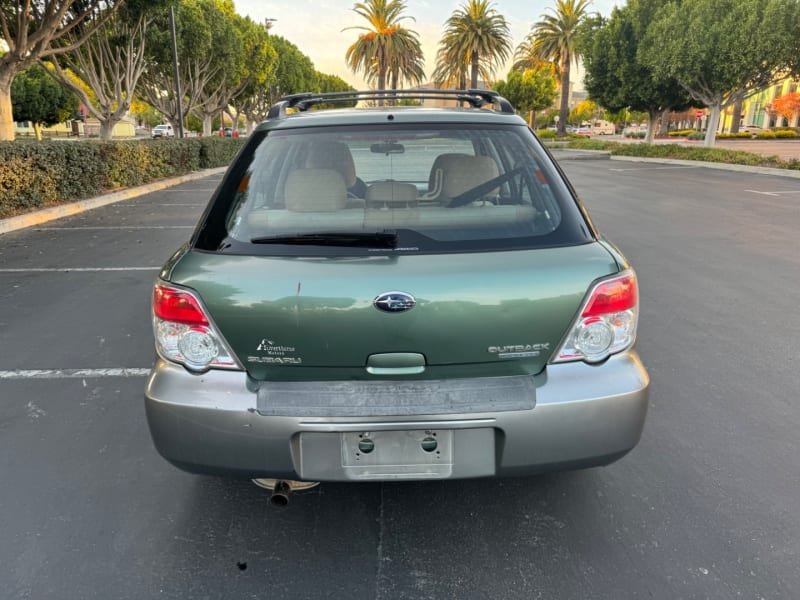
(373, 291), (416, 313)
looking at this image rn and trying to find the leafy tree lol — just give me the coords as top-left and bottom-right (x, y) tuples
(314, 72), (357, 109)
(131, 101), (164, 128)
(493, 68), (557, 124)
(344, 0), (422, 97)
(139, 0), (217, 134)
(435, 0), (512, 90)
(640, 0), (800, 147)
(11, 64), (78, 139)
(0, 0), (123, 140)
(518, 0), (591, 136)
(770, 91), (800, 123)
(317, 73), (355, 95)
(569, 99), (600, 125)
(583, 0), (692, 144)
(235, 35), (317, 132)
(190, 8), (276, 136)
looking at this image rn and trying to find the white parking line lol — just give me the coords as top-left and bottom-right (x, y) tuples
(745, 189), (800, 197)
(115, 203), (202, 207)
(34, 226), (194, 230)
(0, 368), (150, 379)
(609, 166), (702, 172)
(0, 267), (159, 273)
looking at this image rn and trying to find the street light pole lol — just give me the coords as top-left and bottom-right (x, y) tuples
(169, 5), (185, 138)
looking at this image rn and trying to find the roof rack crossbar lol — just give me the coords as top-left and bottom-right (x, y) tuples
(266, 89), (516, 118)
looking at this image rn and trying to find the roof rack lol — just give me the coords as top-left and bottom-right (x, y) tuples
(266, 89), (515, 119)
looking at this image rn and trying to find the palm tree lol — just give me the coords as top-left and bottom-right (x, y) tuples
(388, 41), (426, 90)
(431, 44), (469, 90)
(344, 0), (423, 95)
(519, 0), (591, 136)
(434, 0), (512, 90)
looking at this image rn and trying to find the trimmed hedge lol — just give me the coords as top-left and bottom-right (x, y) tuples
(563, 138), (800, 170)
(717, 132), (754, 139)
(0, 137), (245, 219)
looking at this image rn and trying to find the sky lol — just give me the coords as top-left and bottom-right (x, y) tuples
(235, 0), (622, 88)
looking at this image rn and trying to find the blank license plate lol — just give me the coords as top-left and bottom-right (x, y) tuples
(340, 430), (453, 480)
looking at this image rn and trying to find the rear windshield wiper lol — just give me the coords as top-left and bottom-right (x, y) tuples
(250, 231), (398, 248)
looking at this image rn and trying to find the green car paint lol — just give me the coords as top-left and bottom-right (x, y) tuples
(167, 242), (619, 381)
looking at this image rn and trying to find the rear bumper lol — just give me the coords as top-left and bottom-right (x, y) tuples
(144, 352), (649, 481)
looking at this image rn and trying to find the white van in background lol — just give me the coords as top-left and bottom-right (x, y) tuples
(591, 120), (616, 135)
(152, 124), (175, 139)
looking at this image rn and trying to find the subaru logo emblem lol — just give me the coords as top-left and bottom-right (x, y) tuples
(373, 291), (416, 313)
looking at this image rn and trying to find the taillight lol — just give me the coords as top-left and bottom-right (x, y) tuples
(154, 286), (209, 325)
(553, 271), (639, 364)
(152, 283), (240, 372)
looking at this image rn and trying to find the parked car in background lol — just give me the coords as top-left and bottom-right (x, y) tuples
(144, 89), (649, 504)
(575, 126), (592, 136)
(152, 124), (174, 139)
(591, 120), (615, 135)
(223, 127), (234, 137)
(740, 125), (763, 135)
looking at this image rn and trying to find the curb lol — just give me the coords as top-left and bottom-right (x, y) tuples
(609, 155), (800, 179)
(550, 149), (612, 161)
(0, 167), (227, 236)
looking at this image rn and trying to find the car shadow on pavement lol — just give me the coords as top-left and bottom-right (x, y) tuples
(143, 469), (614, 597)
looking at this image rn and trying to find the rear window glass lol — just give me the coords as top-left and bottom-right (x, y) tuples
(195, 123), (593, 255)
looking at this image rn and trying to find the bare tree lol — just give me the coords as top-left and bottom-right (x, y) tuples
(47, 13), (151, 139)
(0, 0), (122, 140)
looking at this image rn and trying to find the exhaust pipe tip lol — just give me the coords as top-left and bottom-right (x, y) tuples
(269, 480), (292, 506)
(252, 478), (319, 507)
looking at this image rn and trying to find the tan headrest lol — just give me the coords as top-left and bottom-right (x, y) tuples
(366, 182), (418, 206)
(440, 155), (500, 201)
(305, 141), (357, 188)
(428, 153), (470, 193)
(285, 168), (347, 212)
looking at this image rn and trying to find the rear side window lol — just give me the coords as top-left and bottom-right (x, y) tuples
(196, 123), (593, 255)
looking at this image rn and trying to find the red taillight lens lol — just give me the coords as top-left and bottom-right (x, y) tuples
(552, 271), (639, 364)
(581, 274), (637, 317)
(153, 285), (209, 325)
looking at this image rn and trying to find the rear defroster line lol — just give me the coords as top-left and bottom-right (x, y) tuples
(0, 368), (151, 379)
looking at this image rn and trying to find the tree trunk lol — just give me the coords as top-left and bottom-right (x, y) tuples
(645, 110), (658, 145)
(470, 51), (479, 89)
(377, 67), (386, 106)
(99, 118), (116, 140)
(33, 122), (43, 141)
(0, 73), (16, 141)
(659, 108), (670, 137)
(730, 97), (744, 133)
(704, 103), (722, 147)
(558, 58), (571, 137)
(203, 115), (213, 137)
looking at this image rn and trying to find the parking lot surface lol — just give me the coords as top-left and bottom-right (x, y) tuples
(1, 164), (798, 599)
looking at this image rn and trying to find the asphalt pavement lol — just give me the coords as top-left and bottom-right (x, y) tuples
(0, 163), (798, 599)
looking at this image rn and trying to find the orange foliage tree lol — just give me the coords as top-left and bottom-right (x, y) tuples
(770, 92), (800, 121)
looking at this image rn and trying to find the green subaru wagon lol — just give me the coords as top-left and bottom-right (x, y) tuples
(145, 90), (649, 501)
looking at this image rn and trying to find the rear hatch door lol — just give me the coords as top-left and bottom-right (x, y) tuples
(168, 243), (619, 380)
